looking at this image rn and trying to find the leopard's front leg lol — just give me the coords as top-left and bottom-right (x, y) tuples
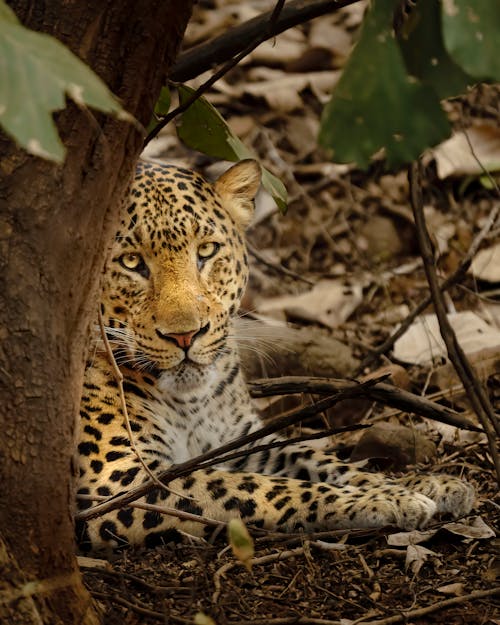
(79, 467), (438, 552)
(229, 442), (475, 521)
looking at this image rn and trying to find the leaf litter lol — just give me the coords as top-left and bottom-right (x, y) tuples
(85, 1), (500, 623)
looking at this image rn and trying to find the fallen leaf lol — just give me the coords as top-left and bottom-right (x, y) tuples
(387, 529), (438, 546)
(443, 516), (496, 540)
(431, 345), (500, 390)
(405, 544), (439, 575)
(256, 279), (363, 328)
(393, 311), (500, 365)
(430, 124), (500, 178)
(437, 582), (465, 595)
(470, 242), (500, 282)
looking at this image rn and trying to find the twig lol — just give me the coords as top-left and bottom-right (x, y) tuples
(76, 378), (381, 522)
(145, 0), (287, 144)
(247, 241), (315, 286)
(248, 376), (482, 432)
(213, 546), (306, 603)
(357, 198), (500, 374)
(170, 0), (361, 82)
(77, 492), (223, 528)
(98, 310), (183, 497)
(357, 586), (500, 625)
(90, 590), (192, 623)
(409, 161), (500, 486)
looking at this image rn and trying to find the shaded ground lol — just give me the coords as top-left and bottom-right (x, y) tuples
(84, 440), (498, 624)
(83, 1), (499, 622)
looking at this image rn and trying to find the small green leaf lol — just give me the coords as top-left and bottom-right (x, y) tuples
(227, 518), (254, 571)
(177, 85), (287, 212)
(0, 0), (18, 24)
(154, 86), (171, 117)
(194, 613), (217, 625)
(442, 0), (500, 81)
(0, 3), (130, 162)
(319, 0), (451, 169)
(147, 86), (171, 134)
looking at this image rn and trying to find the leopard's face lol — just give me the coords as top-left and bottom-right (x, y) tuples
(101, 160), (261, 392)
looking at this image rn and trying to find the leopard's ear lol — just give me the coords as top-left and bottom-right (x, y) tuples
(214, 159), (261, 228)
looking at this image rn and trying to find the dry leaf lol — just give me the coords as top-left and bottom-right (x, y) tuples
(256, 279), (363, 328)
(470, 242), (500, 282)
(442, 516), (496, 540)
(437, 582), (465, 595)
(387, 529), (438, 546)
(393, 311), (500, 365)
(430, 124), (500, 178)
(405, 544), (439, 575)
(430, 345), (500, 390)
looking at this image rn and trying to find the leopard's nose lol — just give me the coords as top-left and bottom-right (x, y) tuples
(156, 323), (209, 350)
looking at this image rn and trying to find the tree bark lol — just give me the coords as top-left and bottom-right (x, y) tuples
(0, 2), (193, 623)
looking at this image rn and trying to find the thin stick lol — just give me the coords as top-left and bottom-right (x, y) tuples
(97, 310), (184, 497)
(247, 241), (315, 286)
(409, 161), (500, 485)
(77, 492), (223, 528)
(358, 586), (500, 625)
(357, 198), (500, 373)
(145, 0), (287, 144)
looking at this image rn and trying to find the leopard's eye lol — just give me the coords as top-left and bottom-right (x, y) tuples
(118, 253), (150, 278)
(197, 242), (220, 261)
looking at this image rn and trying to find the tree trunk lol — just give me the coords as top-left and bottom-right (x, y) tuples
(0, 2), (193, 622)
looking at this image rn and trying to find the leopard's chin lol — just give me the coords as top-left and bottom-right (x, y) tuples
(157, 361), (217, 396)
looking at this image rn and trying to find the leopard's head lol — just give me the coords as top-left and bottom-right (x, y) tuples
(101, 159), (261, 392)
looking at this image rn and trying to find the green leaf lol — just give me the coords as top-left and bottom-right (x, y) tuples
(319, 0), (451, 169)
(154, 86), (171, 117)
(194, 613), (217, 625)
(146, 86), (171, 134)
(177, 85), (287, 212)
(227, 518), (254, 571)
(442, 0), (500, 81)
(0, 3), (130, 162)
(0, 0), (18, 24)
(398, 0), (472, 99)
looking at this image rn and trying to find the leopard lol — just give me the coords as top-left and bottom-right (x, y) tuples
(76, 159), (475, 552)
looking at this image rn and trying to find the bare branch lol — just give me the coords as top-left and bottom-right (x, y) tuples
(409, 161), (500, 485)
(249, 376), (482, 432)
(171, 0), (362, 82)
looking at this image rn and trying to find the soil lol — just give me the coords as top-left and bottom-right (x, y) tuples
(82, 1), (500, 622)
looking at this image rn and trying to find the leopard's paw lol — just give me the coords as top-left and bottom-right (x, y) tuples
(332, 489), (437, 531)
(398, 474), (475, 519)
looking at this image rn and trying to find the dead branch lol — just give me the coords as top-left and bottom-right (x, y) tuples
(248, 376), (482, 432)
(409, 161), (500, 486)
(247, 241), (315, 286)
(170, 0), (362, 82)
(357, 198), (500, 373)
(359, 586), (500, 625)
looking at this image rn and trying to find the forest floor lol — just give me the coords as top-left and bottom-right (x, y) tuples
(83, 1), (499, 623)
